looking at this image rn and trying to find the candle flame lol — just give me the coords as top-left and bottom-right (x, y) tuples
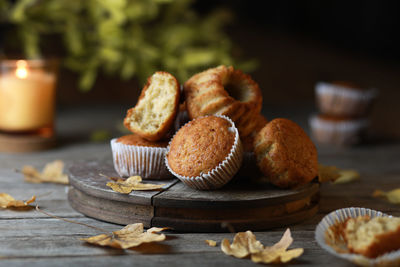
(15, 60), (28, 79)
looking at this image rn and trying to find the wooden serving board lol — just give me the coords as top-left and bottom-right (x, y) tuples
(67, 160), (320, 232)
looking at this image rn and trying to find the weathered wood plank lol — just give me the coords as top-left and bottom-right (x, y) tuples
(153, 179), (319, 208)
(0, 250), (354, 267)
(68, 160), (177, 206)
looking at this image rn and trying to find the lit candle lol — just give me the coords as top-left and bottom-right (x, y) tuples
(0, 60), (56, 131)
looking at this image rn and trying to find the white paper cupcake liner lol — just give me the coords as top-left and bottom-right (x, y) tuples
(316, 82), (378, 100)
(165, 115), (243, 190)
(315, 82), (377, 117)
(111, 138), (173, 180)
(315, 207), (400, 267)
(309, 115), (369, 145)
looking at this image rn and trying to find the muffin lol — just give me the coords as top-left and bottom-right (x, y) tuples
(166, 115), (243, 190)
(111, 134), (172, 179)
(254, 118), (318, 188)
(316, 81), (377, 117)
(343, 216), (400, 258)
(124, 71), (180, 141)
(309, 114), (369, 146)
(184, 65), (262, 139)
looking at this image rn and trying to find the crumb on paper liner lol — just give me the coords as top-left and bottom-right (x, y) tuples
(315, 207), (400, 267)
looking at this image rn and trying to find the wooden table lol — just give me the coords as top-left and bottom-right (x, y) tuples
(1, 105), (399, 267)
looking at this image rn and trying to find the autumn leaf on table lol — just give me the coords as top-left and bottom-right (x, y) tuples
(318, 164), (341, 183)
(373, 188), (400, 204)
(0, 193), (36, 209)
(251, 229), (304, 264)
(221, 229), (303, 264)
(318, 164), (360, 184)
(221, 231), (264, 258)
(205, 240), (217, 247)
(21, 160), (69, 184)
(105, 175), (165, 194)
(82, 223), (168, 249)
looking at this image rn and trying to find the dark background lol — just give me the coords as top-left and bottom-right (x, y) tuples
(3, 1), (400, 137)
(56, 1), (400, 137)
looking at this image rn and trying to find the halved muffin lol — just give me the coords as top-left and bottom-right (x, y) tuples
(124, 71), (180, 141)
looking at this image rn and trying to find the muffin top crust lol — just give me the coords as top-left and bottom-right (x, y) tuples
(117, 134), (168, 148)
(167, 116), (236, 177)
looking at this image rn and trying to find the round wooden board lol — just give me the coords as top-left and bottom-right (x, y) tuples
(67, 160), (320, 232)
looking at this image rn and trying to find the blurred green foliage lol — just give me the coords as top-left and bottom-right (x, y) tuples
(0, 0), (256, 90)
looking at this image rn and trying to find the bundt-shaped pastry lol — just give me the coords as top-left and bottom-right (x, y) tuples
(184, 65), (262, 138)
(124, 71), (180, 141)
(242, 114), (268, 152)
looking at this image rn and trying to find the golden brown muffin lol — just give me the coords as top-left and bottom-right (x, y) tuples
(117, 134), (168, 148)
(184, 65), (262, 139)
(124, 71), (180, 141)
(111, 134), (172, 179)
(343, 216), (400, 258)
(167, 116), (236, 177)
(254, 118), (318, 188)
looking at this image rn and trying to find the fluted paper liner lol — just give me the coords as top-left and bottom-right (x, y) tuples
(315, 207), (400, 267)
(309, 115), (369, 132)
(111, 139), (172, 179)
(309, 115), (369, 145)
(165, 115), (243, 190)
(316, 82), (377, 117)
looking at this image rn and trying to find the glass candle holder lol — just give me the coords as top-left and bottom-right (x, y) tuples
(0, 59), (58, 138)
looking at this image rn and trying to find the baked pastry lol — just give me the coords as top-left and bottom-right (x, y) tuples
(242, 113), (268, 152)
(316, 81), (377, 117)
(343, 216), (400, 258)
(254, 118), (318, 188)
(184, 65), (262, 138)
(111, 134), (172, 179)
(309, 114), (368, 146)
(166, 115), (243, 190)
(124, 71), (180, 141)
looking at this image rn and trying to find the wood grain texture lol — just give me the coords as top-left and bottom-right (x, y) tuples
(67, 160), (177, 206)
(67, 160), (319, 232)
(0, 106), (399, 266)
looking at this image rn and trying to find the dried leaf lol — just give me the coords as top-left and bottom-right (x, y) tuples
(221, 231), (264, 258)
(318, 164), (360, 184)
(22, 160), (69, 184)
(106, 175), (165, 194)
(0, 193), (36, 209)
(251, 229), (303, 264)
(81, 223), (168, 249)
(221, 229), (303, 264)
(373, 188), (400, 204)
(334, 170), (360, 184)
(318, 164), (340, 183)
(205, 240), (217, 247)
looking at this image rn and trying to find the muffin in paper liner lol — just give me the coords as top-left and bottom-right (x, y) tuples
(165, 115), (243, 190)
(309, 114), (369, 146)
(316, 82), (377, 117)
(111, 138), (173, 180)
(315, 207), (400, 267)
